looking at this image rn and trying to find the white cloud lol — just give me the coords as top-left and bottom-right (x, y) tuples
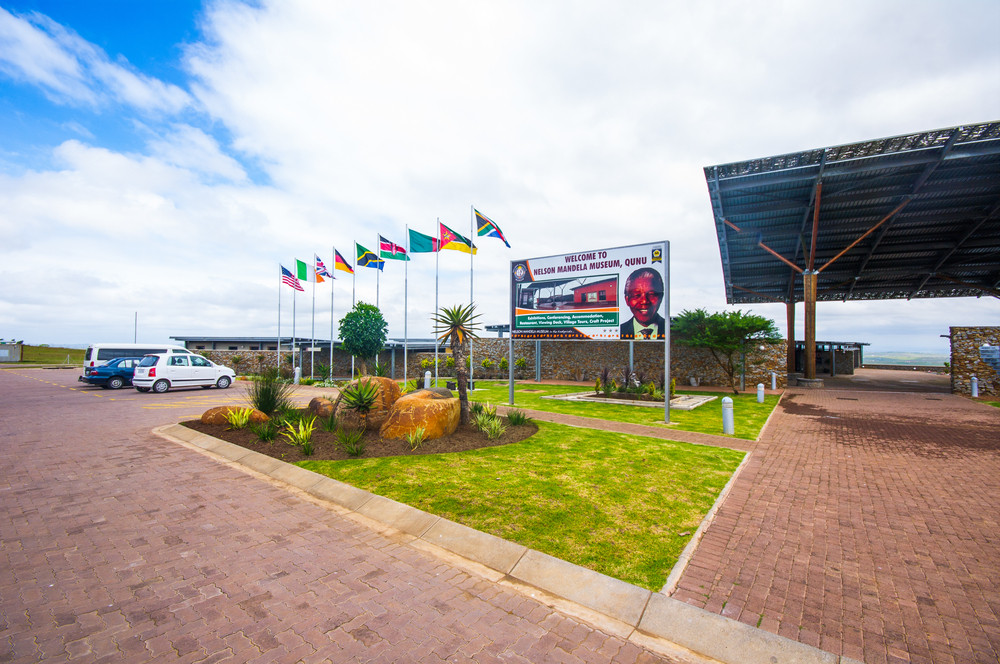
(0, 7), (191, 112)
(1, 0), (998, 350)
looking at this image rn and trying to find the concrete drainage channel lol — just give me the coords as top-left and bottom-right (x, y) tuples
(155, 424), (859, 664)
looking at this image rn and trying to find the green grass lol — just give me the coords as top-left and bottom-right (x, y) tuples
(19, 345), (85, 364)
(466, 381), (777, 440)
(300, 420), (744, 590)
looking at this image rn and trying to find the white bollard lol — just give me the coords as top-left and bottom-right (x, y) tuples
(722, 397), (734, 435)
(971, 375), (979, 398)
(770, 371), (777, 390)
(757, 383), (765, 403)
(424, 370), (432, 389)
(293, 366), (302, 384)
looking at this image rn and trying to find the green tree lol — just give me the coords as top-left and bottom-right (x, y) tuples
(673, 308), (781, 394)
(432, 303), (481, 424)
(338, 302), (388, 376)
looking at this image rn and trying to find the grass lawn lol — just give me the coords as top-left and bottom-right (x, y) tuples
(462, 381), (777, 440)
(300, 420), (745, 591)
(19, 345), (85, 364)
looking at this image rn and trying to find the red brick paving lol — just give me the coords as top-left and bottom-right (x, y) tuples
(670, 388), (1000, 664)
(0, 369), (684, 663)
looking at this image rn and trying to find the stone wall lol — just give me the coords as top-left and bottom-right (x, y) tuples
(950, 326), (1000, 397)
(412, 338), (787, 389)
(201, 338), (789, 389)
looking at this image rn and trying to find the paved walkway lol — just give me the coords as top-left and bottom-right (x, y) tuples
(3, 368), (999, 663)
(0, 368), (686, 663)
(670, 388), (1000, 664)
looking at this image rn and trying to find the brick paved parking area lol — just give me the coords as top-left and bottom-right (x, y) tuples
(0, 369), (684, 664)
(671, 388), (1000, 664)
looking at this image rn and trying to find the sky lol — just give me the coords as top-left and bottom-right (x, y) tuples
(1, 0), (998, 355)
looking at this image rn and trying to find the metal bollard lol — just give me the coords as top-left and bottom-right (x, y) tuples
(722, 397), (734, 435)
(757, 383), (765, 403)
(770, 371), (777, 390)
(971, 375), (978, 398)
(424, 370), (432, 389)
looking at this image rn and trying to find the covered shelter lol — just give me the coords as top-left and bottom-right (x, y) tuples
(705, 121), (1000, 380)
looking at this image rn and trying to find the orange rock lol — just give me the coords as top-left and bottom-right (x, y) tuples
(308, 397), (335, 418)
(380, 389), (459, 441)
(333, 376), (402, 431)
(201, 406), (269, 425)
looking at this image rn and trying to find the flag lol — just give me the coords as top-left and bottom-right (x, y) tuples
(281, 265), (304, 291)
(409, 228), (441, 253)
(439, 222), (477, 254)
(334, 249), (354, 274)
(295, 259), (317, 283)
(379, 235), (410, 261)
(315, 254), (334, 282)
(475, 209), (510, 248)
(356, 242), (385, 270)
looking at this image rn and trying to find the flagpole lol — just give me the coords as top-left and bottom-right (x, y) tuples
(329, 247), (335, 380)
(310, 257), (316, 379)
(292, 288), (297, 376)
(375, 234), (380, 309)
(435, 218), (440, 386)
(277, 264), (282, 370)
(469, 205), (475, 387)
(404, 226), (409, 386)
(351, 254), (356, 379)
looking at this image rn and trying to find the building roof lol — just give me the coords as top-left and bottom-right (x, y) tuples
(705, 122), (1000, 304)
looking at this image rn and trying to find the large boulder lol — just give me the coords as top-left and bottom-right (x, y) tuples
(333, 376), (402, 431)
(201, 406), (269, 425)
(308, 397), (335, 418)
(380, 389), (460, 442)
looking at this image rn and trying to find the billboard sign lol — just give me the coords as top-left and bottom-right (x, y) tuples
(510, 241), (668, 340)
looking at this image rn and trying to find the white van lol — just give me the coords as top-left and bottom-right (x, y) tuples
(132, 352), (235, 393)
(84, 343), (192, 369)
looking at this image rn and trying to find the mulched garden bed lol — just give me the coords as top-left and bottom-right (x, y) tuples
(181, 414), (538, 463)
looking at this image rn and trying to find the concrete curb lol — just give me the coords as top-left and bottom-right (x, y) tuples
(153, 423), (861, 664)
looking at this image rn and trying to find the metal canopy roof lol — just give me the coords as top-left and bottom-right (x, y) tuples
(705, 122), (1000, 304)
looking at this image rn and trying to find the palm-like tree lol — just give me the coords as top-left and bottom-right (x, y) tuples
(432, 303), (481, 424)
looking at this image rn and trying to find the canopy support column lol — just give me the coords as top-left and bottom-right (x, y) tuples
(803, 271), (818, 379)
(786, 299), (796, 374)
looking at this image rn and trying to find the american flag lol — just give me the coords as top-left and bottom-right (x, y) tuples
(281, 265), (304, 291)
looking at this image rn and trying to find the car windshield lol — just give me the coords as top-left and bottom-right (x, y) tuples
(138, 356), (159, 367)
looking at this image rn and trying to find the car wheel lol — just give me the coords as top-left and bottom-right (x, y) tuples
(136, 387), (150, 393)
(107, 376), (124, 390)
(152, 380), (170, 393)
(216, 376), (232, 389)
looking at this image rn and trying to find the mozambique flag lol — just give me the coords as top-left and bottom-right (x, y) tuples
(475, 209), (510, 248)
(379, 235), (410, 261)
(408, 228), (441, 253)
(439, 222), (477, 254)
(356, 242), (385, 270)
(334, 249), (354, 274)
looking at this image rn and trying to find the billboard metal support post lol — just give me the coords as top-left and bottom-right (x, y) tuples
(664, 241), (671, 425)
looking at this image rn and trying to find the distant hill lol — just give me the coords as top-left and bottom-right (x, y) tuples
(864, 351), (948, 366)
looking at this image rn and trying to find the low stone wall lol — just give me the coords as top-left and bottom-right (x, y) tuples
(950, 326), (1000, 397)
(411, 339), (787, 389)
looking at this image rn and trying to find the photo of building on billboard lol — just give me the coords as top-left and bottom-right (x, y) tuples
(510, 242), (667, 340)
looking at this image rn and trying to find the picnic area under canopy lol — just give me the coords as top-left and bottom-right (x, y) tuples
(704, 121), (1000, 379)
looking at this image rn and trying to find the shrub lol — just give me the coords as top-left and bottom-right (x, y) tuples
(373, 361), (389, 377)
(514, 357), (527, 370)
(247, 368), (296, 415)
(470, 401), (485, 416)
(480, 417), (507, 440)
(340, 377), (380, 428)
(321, 413), (338, 432)
(336, 427), (365, 456)
(420, 358), (435, 370)
(224, 407), (254, 430)
(498, 357), (509, 372)
(481, 358), (494, 372)
(249, 419), (277, 442)
(445, 356), (455, 369)
(403, 378), (419, 392)
(282, 415), (317, 448)
(405, 427), (425, 451)
(506, 409), (531, 426)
